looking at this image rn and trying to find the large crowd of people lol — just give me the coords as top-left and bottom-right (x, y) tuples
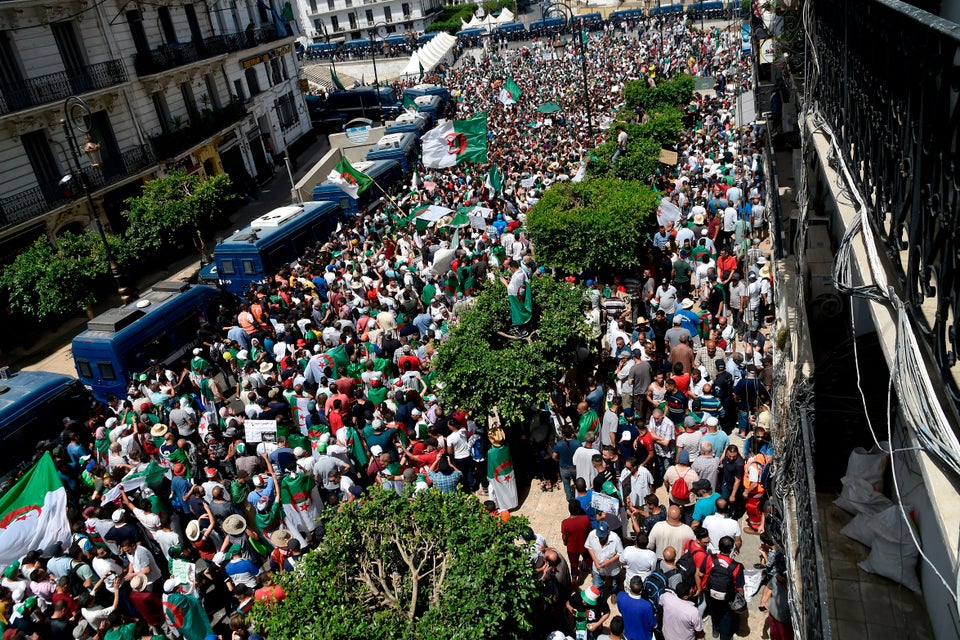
(0, 12), (792, 640)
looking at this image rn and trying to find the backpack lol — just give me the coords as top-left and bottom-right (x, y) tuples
(641, 559), (681, 622)
(670, 469), (692, 502)
(676, 540), (705, 590)
(704, 553), (741, 603)
(469, 434), (485, 462)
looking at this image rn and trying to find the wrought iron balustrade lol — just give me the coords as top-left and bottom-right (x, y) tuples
(812, 0), (960, 414)
(133, 25), (285, 77)
(0, 143), (156, 229)
(0, 60), (126, 115)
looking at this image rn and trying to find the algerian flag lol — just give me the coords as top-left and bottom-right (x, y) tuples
(422, 114), (488, 168)
(485, 165), (503, 194)
(101, 461), (170, 505)
(410, 170), (420, 193)
(0, 452), (71, 567)
(280, 473), (322, 546)
(572, 163), (587, 183)
(419, 60), (425, 82)
(164, 591), (214, 640)
(506, 267), (533, 327)
(330, 68), (346, 91)
(403, 93), (417, 111)
(325, 344), (351, 377)
(327, 156), (373, 199)
(499, 75), (521, 106)
(486, 444), (518, 510)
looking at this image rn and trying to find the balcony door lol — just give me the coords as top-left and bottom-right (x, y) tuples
(51, 21), (91, 94)
(21, 130), (63, 206)
(126, 11), (151, 56)
(88, 111), (123, 181)
(0, 31), (27, 112)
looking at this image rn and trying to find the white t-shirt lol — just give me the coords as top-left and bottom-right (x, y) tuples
(447, 428), (470, 459)
(702, 514), (742, 554)
(620, 546), (658, 587)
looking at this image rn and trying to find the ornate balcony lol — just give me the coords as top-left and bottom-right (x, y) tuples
(133, 26), (285, 77)
(0, 143), (156, 230)
(0, 60), (126, 116)
(147, 100), (247, 160)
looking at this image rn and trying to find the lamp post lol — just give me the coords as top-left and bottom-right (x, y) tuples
(544, 1), (593, 141)
(60, 96), (132, 304)
(317, 19), (338, 81)
(370, 21), (389, 120)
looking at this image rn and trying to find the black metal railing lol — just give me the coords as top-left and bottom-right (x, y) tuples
(812, 0), (960, 411)
(134, 25), (285, 77)
(774, 377), (831, 640)
(0, 143), (156, 229)
(0, 60), (126, 116)
(147, 100), (247, 159)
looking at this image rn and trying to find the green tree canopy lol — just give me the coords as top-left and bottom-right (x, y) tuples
(432, 275), (587, 424)
(251, 488), (542, 640)
(623, 74), (695, 111)
(0, 230), (131, 320)
(123, 170), (240, 260)
(525, 177), (659, 274)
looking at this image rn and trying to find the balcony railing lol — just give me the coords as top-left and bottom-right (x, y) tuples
(0, 60), (126, 116)
(133, 25), (285, 77)
(148, 100), (247, 160)
(812, 0), (960, 411)
(0, 143), (156, 230)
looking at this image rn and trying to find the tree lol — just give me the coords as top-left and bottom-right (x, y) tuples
(432, 276), (587, 425)
(525, 177), (659, 274)
(251, 488), (542, 640)
(0, 230), (130, 320)
(123, 171), (240, 260)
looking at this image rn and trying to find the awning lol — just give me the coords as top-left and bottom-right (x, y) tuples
(401, 32), (457, 76)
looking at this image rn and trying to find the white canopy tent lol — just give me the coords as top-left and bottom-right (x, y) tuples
(401, 32), (457, 76)
(460, 8), (515, 32)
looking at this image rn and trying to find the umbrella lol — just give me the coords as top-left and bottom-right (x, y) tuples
(537, 101), (562, 114)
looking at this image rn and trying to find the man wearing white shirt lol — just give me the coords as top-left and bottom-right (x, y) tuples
(702, 498), (742, 555)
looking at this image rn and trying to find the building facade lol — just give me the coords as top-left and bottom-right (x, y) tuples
(0, 0), (311, 259)
(293, 0), (443, 44)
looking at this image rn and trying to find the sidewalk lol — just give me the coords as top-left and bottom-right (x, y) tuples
(9, 133), (332, 377)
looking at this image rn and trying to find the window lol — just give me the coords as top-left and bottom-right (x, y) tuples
(345, 0), (352, 7)
(180, 82), (199, 123)
(157, 6), (178, 44)
(21, 130), (61, 201)
(383, 6), (391, 22)
(275, 91), (298, 129)
(365, 9), (373, 23)
(314, 19), (322, 33)
(327, 0), (334, 10)
(279, 53), (289, 79)
(152, 91), (172, 133)
(220, 259), (236, 275)
(402, 3), (410, 17)
(270, 58), (282, 85)
(125, 11), (150, 55)
(331, 15), (339, 31)
(98, 362), (116, 381)
(241, 259), (256, 275)
(77, 360), (93, 379)
(205, 74), (221, 109)
(184, 4), (204, 43)
(245, 66), (261, 96)
(348, 12), (356, 29)
(234, 79), (246, 103)
(309, 0), (317, 11)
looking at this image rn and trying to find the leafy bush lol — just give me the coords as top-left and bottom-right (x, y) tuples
(122, 171), (240, 260)
(525, 177), (659, 274)
(590, 107), (685, 181)
(624, 74), (695, 111)
(432, 277), (587, 424)
(0, 230), (131, 320)
(251, 487), (542, 640)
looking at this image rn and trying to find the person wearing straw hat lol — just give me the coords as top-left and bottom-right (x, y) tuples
(268, 529), (295, 571)
(129, 572), (164, 630)
(486, 427), (518, 511)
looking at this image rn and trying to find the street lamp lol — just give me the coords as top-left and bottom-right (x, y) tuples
(316, 19), (339, 82)
(60, 96), (132, 303)
(369, 21), (388, 120)
(543, 1), (593, 141)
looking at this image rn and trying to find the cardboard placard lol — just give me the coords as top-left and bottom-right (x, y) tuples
(659, 148), (679, 165)
(245, 420), (278, 443)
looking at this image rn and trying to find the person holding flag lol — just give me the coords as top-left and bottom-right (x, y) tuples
(486, 427), (518, 512)
(327, 156), (373, 200)
(421, 114), (488, 169)
(162, 577), (215, 640)
(501, 258), (532, 338)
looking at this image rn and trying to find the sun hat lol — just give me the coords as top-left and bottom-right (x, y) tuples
(222, 514), (247, 536)
(150, 424), (168, 438)
(185, 520), (201, 542)
(270, 529), (293, 549)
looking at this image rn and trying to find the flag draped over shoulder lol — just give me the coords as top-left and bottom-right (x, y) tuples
(164, 591), (214, 640)
(279, 472), (322, 545)
(486, 444), (518, 511)
(0, 452), (71, 567)
(422, 114), (488, 169)
(327, 156), (373, 199)
(330, 68), (346, 91)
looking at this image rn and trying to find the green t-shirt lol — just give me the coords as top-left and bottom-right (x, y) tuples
(104, 623), (136, 640)
(673, 259), (692, 284)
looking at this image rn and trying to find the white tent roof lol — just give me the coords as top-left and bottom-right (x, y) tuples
(401, 32), (457, 76)
(460, 8), (515, 32)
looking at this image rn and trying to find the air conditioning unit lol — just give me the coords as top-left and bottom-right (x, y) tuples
(251, 205), (304, 228)
(376, 133), (405, 149)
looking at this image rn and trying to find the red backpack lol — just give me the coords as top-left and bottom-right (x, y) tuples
(670, 468), (692, 502)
